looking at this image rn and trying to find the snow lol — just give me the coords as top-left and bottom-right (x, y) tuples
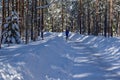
(4, 24), (8, 28)
(14, 23), (19, 30)
(0, 32), (120, 80)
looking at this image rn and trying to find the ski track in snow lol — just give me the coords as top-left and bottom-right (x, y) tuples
(0, 32), (120, 80)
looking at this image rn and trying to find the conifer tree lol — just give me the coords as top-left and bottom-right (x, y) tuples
(2, 11), (21, 45)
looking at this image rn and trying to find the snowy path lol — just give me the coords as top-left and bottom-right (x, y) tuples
(0, 33), (120, 80)
(66, 41), (120, 80)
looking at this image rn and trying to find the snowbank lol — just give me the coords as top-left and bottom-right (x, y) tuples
(0, 32), (120, 80)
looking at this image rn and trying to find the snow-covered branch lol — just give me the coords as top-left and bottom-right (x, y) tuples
(36, 0), (56, 9)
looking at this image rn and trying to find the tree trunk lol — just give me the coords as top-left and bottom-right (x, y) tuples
(34, 0), (38, 41)
(104, 3), (108, 37)
(7, 0), (10, 16)
(109, 0), (113, 37)
(95, 0), (99, 36)
(31, 0), (34, 41)
(79, 0), (82, 34)
(41, 0), (44, 39)
(38, 0), (41, 36)
(61, 0), (64, 32)
(25, 0), (29, 44)
(87, 1), (91, 35)
(1, 0), (6, 48)
(51, 16), (54, 32)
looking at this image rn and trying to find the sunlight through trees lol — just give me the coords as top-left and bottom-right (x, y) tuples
(0, 0), (120, 46)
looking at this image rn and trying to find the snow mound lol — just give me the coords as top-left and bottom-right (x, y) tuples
(0, 32), (120, 80)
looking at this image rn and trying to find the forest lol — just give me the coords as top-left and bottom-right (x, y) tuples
(0, 0), (120, 47)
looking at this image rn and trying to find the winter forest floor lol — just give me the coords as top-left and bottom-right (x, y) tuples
(0, 32), (120, 80)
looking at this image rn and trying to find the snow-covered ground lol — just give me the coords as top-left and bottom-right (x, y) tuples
(0, 32), (120, 80)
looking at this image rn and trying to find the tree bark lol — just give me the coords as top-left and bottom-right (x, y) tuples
(79, 0), (82, 34)
(95, 0), (99, 36)
(104, 2), (108, 37)
(41, 0), (44, 39)
(87, 1), (91, 35)
(61, 0), (64, 32)
(109, 0), (113, 37)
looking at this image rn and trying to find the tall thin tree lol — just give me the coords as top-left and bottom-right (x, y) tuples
(41, 0), (44, 39)
(109, 0), (113, 36)
(79, 0), (82, 34)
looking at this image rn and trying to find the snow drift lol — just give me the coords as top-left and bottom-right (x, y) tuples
(0, 32), (120, 80)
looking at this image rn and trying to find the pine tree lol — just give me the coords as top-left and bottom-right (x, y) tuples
(2, 11), (21, 45)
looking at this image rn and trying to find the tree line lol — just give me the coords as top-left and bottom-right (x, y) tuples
(0, 0), (120, 48)
(1, 0), (46, 46)
(41, 0), (120, 37)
